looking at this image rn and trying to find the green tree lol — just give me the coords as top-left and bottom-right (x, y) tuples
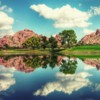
(49, 36), (57, 50)
(42, 36), (48, 49)
(59, 30), (77, 48)
(60, 59), (77, 74)
(4, 44), (9, 48)
(22, 37), (41, 49)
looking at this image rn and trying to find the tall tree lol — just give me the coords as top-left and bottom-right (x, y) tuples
(59, 30), (77, 48)
(42, 36), (48, 49)
(22, 37), (41, 49)
(49, 36), (57, 50)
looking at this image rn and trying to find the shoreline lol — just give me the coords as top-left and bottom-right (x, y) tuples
(0, 49), (51, 56)
(0, 49), (100, 56)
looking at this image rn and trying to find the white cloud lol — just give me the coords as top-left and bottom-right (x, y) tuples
(0, 11), (14, 30)
(90, 6), (100, 15)
(0, 66), (15, 73)
(0, 66), (16, 92)
(0, 5), (13, 13)
(0, 11), (14, 37)
(83, 28), (94, 35)
(0, 2), (14, 37)
(84, 65), (95, 70)
(92, 83), (100, 92)
(30, 4), (92, 28)
(0, 73), (15, 91)
(93, 84), (100, 92)
(34, 72), (92, 96)
(0, 29), (14, 37)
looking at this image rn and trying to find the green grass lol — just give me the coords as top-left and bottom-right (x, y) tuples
(73, 55), (100, 59)
(58, 45), (100, 56)
(0, 45), (100, 56)
(0, 49), (50, 56)
(72, 45), (100, 50)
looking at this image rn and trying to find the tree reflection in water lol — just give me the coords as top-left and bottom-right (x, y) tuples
(0, 55), (78, 74)
(60, 58), (77, 74)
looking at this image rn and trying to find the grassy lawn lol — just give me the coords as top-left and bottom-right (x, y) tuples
(72, 45), (100, 50)
(0, 49), (50, 56)
(0, 45), (100, 56)
(59, 45), (100, 56)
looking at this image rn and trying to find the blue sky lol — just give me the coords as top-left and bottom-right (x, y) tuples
(0, 0), (100, 40)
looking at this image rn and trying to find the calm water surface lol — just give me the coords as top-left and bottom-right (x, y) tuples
(0, 55), (100, 100)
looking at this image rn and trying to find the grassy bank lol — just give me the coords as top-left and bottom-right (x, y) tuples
(58, 45), (100, 56)
(72, 45), (100, 50)
(0, 49), (50, 56)
(0, 45), (100, 56)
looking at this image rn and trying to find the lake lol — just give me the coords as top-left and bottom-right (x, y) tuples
(0, 55), (100, 100)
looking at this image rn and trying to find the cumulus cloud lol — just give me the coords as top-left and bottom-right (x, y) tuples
(0, 1), (14, 37)
(84, 65), (95, 71)
(90, 6), (100, 15)
(30, 4), (92, 28)
(83, 28), (94, 35)
(93, 84), (100, 92)
(0, 5), (13, 13)
(0, 66), (16, 92)
(0, 29), (14, 38)
(0, 73), (15, 91)
(34, 72), (92, 96)
(0, 11), (14, 37)
(0, 11), (14, 30)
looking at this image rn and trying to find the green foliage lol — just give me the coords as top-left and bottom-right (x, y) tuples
(2, 54), (78, 74)
(49, 55), (57, 69)
(60, 59), (77, 74)
(2, 29), (78, 50)
(59, 30), (77, 48)
(22, 36), (57, 50)
(49, 36), (57, 49)
(24, 56), (42, 68)
(4, 44), (9, 48)
(22, 37), (41, 49)
(23, 55), (77, 74)
(23, 55), (57, 69)
(42, 36), (48, 49)
(72, 45), (100, 50)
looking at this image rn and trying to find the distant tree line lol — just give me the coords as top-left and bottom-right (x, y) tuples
(22, 29), (77, 49)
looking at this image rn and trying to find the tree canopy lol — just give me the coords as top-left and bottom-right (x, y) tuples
(22, 30), (77, 49)
(22, 37), (41, 49)
(49, 36), (57, 49)
(41, 36), (48, 49)
(59, 30), (77, 48)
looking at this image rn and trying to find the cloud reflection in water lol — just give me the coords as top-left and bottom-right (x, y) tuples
(0, 66), (15, 92)
(34, 72), (92, 96)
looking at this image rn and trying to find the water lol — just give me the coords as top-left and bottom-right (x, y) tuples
(0, 55), (100, 100)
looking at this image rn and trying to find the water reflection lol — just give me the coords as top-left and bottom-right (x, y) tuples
(0, 55), (77, 74)
(60, 58), (77, 74)
(0, 55), (100, 74)
(33, 57), (100, 96)
(34, 72), (92, 96)
(0, 55), (100, 99)
(0, 66), (15, 92)
(82, 58), (100, 70)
